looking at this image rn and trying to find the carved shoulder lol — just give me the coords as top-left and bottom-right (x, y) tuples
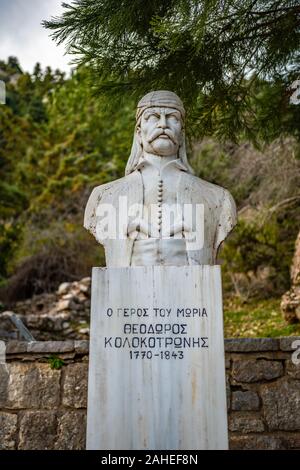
(84, 177), (125, 237)
(181, 172), (229, 205)
(180, 172), (237, 251)
(83, 172), (141, 241)
(214, 187), (237, 250)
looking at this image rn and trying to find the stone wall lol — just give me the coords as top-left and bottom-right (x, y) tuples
(1, 337), (300, 450)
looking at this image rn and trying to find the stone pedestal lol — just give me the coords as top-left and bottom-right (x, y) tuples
(86, 266), (228, 450)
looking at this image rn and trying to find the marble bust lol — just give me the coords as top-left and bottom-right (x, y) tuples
(84, 90), (237, 267)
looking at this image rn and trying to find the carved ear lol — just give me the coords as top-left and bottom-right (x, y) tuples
(136, 126), (142, 145)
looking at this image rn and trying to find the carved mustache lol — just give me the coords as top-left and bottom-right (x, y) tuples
(148, 128), (178, 145)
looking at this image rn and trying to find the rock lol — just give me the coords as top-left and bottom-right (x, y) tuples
(79, 284), (90, 294)
(229, 435), (284, 450)
(74, 340), (89, 354)
(55, 411), (86, 450)
(11, 293), (56, 316)
(225, 338), (278, 352)
(0, 412), (18, 450)
(56, 299), (75, 312)
(281, 231), (300, 323)
(229, 413), (264, 433)
(57, 282), (72, 295)
(19, 411), (58, 450)
(286, 359), (300, 379)
(291, 232), (300, 285)
(78, 327), (89, 335)
(226, 373), (230, 410)
(27, 340), (74, 353)
(61, 294), (74, 301)
(232, 359), (283, 383)
(1, 277), (92, 340)
(0, 364), (9, 407)
(281, 290), (300, 323)
(63, 363), (88, 408)
(80, 277), (91, 286)
(6, 340), (28, 354)
(231, 390), (260, 411)
(261, 378), (300, 431)
(5, 363), (61, 409)
(279, 336), (300, 351)
(281, 434), (300, 449)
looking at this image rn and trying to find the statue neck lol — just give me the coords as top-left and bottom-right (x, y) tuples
(142, 152), (178, 171)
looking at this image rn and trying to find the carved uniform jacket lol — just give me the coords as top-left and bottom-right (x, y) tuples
(84, 158), (237, 267)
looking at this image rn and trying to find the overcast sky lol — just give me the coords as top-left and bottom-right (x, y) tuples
(0, 0), (73, 74)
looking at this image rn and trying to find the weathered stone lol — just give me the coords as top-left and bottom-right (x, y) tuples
(55, 411), (86, 450)
(0, 364), (9, 407)
(10, 293), (56, 317)
(226, 373), (231, 410)
(232, 359), (283, 383)
(6, 363), (60, 409)
(80, 277), (91, 286)
(19, 411), (58, 450)
(281, 290), (300, 323)
(63, 363), (88, 408)
(78, 327), (89, 335)
(281, 232), (300, 323)
(261, 378), (300, 431)
(74, 340), (89, 354)
(229, 435), (284, 450)
(56, 299), (75, 312)
(3, 276), (92, 341)
(79, 286), (89, 295)
(0, 412), (17, 450)
(27, 340), (74, 353)
(231, 390), (260, 411)
(0, 327), (18, 341)
(225, 338), (279, 352)
(282, 434), (300, 449)
(6, 340), (28, 354)
(229, 413), (264, 433)
(286, 359), (300, 379)
(61, 293), (74, 301)
(280, 336), (300, 351)
(57, 282), (72, 295)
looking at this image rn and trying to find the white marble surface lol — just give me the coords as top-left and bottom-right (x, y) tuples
(84, 91), (237, 267)
(86, 265), (228, 450)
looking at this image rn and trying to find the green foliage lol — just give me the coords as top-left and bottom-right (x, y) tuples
(192, 137), (300, 299)
(0, 58), (135, 297)
(224, 297), (300, 338)
(222, 218), (293, 295)
(48, 355), (65, 370)
(44, 0), (300, 143)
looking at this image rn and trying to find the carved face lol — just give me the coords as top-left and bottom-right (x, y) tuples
(137, 107), (182, 156)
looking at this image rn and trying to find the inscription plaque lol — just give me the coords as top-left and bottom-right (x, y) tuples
(86, 265), (228, 450)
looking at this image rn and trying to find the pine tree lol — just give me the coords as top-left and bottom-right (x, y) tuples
(44, 0), (300, 143)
